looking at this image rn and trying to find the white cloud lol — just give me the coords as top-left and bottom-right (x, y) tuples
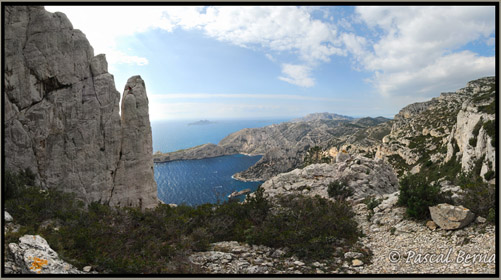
(159, 6), (344, 86)
(370, 51), (494, 97)
(353, 6), (495, 97)
(278, 64), (315, 87)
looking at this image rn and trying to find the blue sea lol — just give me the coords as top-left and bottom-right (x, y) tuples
(155, 154), (263, 206)
(151, 119), (288, 206)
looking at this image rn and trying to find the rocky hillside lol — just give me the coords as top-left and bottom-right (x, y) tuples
(375, 77), (496, 181)
(4, 6), (157, 208)
(256, 154), (399, 202)
(154, 117), (391, 181)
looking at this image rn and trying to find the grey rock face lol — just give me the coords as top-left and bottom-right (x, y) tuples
(8, 235), (87, 274)
(4, 6), (157, 208)
(256, 156), (399, 202)
(376, 77), (495, 180)
(112, 76), (158, 208)
(429, 203), (475, 230)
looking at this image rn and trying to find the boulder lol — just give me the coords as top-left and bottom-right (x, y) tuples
(429, 203), (475, 230)
(8, 235), (86, 274)
(5, 211), (13, 222)
(475, 216), (487, 223)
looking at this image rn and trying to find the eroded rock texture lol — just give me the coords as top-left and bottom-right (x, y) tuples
(4, 6), (157, 208)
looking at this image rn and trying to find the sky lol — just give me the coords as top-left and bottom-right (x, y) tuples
(45, 5), (496, 121)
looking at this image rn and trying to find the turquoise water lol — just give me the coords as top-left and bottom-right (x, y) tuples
(154, 154), (263, 206)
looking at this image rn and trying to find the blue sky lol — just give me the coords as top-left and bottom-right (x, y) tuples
(45, 5), (495, 120)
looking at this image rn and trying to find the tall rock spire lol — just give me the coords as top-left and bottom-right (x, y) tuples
(111, 76), (158, 208)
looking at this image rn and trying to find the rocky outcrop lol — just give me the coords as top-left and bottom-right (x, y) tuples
(446, 78), (496, 179)
(256, 155), (399, 202)
(429, 203), (476, 230)
(4, 6), (157, 208)
(8, 235), (90, 274)
(5, 211), (14, 222)
(375, 77), (496, 180)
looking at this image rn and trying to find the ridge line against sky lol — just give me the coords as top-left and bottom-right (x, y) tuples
(45, 5), (496, 120)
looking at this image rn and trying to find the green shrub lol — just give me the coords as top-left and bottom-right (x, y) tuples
(469, 137), (477, 147)
(483, 170), (495, 181)
(487, 208), (496, 224)
(4, 174), (361, 272)
(460, 181), (495, 220)
(245, 194), (359, 260)
(363, 196), (381, 212)
(327, 181), (354, 200)
(482, 120), (496, 147)
(397, 174), (442, 220)
(478, 100), (495, 114)
(4, 168), (36, 200)
(472, 119), (483, 138)
(363, 196), (381, 221)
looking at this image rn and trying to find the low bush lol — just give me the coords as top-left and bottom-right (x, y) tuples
(397, 173), (443, 220)
(483, 170), (495, 181)
(245, 194), (360, 260)
(4, 168), (36, 200)
(327, 181), (354, 200)
(460, 181), (495, 220)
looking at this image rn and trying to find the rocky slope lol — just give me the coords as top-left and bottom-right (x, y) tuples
(256, 155), (399, 202)
(4, 6), (157, 208)
(375, 76), (496, 180)
(352, 192), (495, 274)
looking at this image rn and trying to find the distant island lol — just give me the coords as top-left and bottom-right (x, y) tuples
(188, 120), (217, 126)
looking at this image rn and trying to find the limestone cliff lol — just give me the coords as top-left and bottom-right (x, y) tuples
(375, 77), (496, 181)
(4, 6), (157, 208)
